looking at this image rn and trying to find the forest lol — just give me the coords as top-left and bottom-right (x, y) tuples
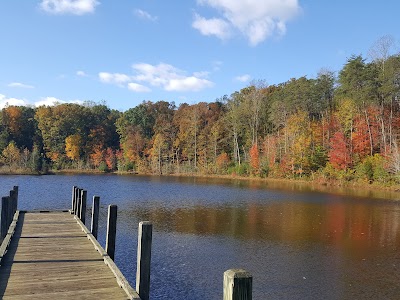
(1, 39), (400, 186)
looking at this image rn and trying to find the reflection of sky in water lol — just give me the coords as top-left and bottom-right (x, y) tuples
(1, 174), (400, 299)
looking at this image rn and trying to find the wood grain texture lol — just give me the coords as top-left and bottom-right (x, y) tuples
(0, 212), (132, 299)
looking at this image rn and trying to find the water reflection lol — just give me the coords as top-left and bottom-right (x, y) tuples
(129, 200), (400, 259)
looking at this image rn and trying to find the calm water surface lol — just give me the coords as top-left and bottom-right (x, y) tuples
(1, 174), (400, 299)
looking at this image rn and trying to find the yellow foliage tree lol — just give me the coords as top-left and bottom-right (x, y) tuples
(65, 134), (82, 161)
(2, 141), (21, 169)
(286, 110), (312, 175)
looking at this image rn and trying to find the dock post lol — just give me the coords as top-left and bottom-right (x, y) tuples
(91, 196), (100, 239)
(76, 188), (82, 218)
(136, 221), (152, 300)
(9, 190), (16, 225)
(76, 187), (81, 216)
(223, 269), (252, 300)
(13, 186), (18, 213)
(80, 190), (87, 224)
(106, 205), (117, 261)
(71, 186), (77, 213)
(1, 196), (9, 239)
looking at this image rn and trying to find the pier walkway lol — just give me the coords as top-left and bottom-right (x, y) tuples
(0, 211), (136, 299)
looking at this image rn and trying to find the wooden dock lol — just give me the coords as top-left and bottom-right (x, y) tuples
(0, 211), (136, 299)
(0, 186), (253, 300)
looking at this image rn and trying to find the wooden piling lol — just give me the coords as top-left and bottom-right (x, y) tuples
(71, 186), (77, 213)
(13, 186), (18, 214)
(106, 205), (117, 261)
(76, 188), (82, 218)
(136, 221), (152, 300)
(74, 187), (80, 215)
(223, 269), (252, 300)
(1, 196), (9, 239)
(91, 196), (100, 239)
(8, 190), (16, 227)
(80, 190), (87, 224)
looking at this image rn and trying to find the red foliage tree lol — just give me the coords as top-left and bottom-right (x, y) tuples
(329, 132), (351, 170)
(352, 115), (370, 160)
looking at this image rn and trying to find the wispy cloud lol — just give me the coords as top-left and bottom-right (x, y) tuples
(193, 0), (301, 46)
(98, 72), (131, 86)
(128, 83), (151, 93)
(8, 82), (35, 89)
(76, 70), (88, 77)
(235, 74), (251, 82)
(40, 0), (99, 15)
(134, 9), (158, 22)
(212, 60), (223, 71)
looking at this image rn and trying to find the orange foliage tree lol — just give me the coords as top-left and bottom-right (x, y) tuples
(216, 152), (230, 172)
(249, 144), (260, 175)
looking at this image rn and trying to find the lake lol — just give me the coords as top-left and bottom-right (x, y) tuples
(1, 174), (400, 299)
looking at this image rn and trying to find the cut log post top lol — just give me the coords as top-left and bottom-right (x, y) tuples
(223, 269), (253, 300)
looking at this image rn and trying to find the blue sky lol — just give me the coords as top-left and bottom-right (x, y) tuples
(0, 0), (399, 111)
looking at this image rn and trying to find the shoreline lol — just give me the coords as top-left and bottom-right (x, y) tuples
(1, 169), (399, 195)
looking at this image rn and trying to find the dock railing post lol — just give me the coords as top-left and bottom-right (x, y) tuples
(223, 269), (252, 300)
(80, 190), (87, 224)
(1, 196), (9, 239)
(106, 205), (117, 261)
(13, 186), (18, 214)
(9, 190), (16, 226)
(136, 221), (152, 300)
(76, 188), (82, 218)
(74, 187), (80, 215)
(91, 196), (100, 239)
(71, 186), (77, 213)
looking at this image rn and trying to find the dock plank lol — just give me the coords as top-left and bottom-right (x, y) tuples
(0, 211), (134, 299)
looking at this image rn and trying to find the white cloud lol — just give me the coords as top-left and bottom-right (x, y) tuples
(194, 0), (301, 45)
(98, 63), (214, 93)
(40, 0), (99, 15)
(235, 74), (251, 82)
(98, 72), (131, 86)
(8, 82), (35, 89)
(134, 9), (158, 22)
(165, 77), (213, 92)
(34, 96), (83, 107)
(132, 63), (214, 92)
(0, 94), (27, 108)
(192, 14), (231, 40)
(76, 70), (88, 77)
(127, 83), (151, 93)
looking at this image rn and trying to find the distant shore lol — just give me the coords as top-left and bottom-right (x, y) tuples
(1, 168), (399, 196)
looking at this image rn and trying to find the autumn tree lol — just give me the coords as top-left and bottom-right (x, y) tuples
(1, 141), (21, 170)
(329, 132), (351, 170)
(249, 144), (260, 175)
(65, 134), (82, 161)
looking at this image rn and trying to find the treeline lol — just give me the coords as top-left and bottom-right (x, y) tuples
(1, 46), (400, 185)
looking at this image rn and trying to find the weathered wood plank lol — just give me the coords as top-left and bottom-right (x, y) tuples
(3, 287), (130, 300)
